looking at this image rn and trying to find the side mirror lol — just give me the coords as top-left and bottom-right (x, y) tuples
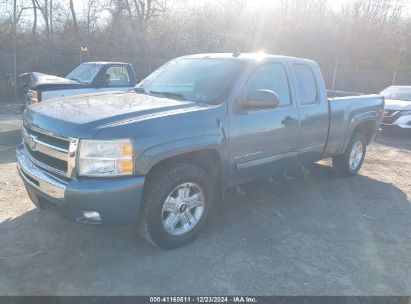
(240, 90), (279, 110)
(94, 73), (111, 87)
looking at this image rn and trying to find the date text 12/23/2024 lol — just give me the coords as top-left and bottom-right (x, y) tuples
(149, 297), (257, 303)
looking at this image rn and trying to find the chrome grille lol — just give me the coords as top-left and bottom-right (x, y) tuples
(22, 125), (74, 177)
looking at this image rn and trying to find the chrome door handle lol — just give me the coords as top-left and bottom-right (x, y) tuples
(281, 116), (297, 126)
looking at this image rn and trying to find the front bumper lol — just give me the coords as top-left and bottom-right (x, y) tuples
(16, 143), (145, 225)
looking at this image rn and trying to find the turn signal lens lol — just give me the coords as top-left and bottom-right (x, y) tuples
(121, 141), (133, 157)
(31, 91), (41, 103)
(118, 159), (134, 174)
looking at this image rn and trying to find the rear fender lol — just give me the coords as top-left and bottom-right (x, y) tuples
(341, 112), (379, 154)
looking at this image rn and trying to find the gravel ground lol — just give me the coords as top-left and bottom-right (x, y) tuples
(0, 113), (410, 296)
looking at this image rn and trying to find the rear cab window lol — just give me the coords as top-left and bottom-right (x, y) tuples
(103, 66), (132, 87)
(294, 64), (318, 105)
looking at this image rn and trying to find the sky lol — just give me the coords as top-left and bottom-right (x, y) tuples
(70, 0), (411, 19)
(1, 0), (409, 25)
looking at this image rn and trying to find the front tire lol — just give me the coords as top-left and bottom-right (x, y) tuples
(332, 132), (367, 176)
(139, 163), (213, 249)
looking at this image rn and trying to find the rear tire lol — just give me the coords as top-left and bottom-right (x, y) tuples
(139, 162), (213, 249)
(332, 132), (366, 176)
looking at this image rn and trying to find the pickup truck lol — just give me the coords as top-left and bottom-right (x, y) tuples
(16, 53), (384, 249)
(19, 61), (137, 104)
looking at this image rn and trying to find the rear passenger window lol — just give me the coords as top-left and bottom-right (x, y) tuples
(104, 66), (132, 87)
(244, 63), (291, 106)
(294, 64), (317, 105)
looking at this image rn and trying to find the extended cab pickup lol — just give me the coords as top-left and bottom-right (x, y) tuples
(20, 62), (137, 104)
(16, 53), (384, 249)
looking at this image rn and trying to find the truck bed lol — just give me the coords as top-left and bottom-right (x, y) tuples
(325, 94), (384, 156)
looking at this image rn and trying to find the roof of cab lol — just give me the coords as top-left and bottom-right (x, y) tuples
(387, 85), (411, 88)
(82, 61), (131, 65)
(180, 53), (316, 65)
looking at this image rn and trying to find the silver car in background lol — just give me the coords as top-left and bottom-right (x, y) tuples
(380, 86), (411, 130)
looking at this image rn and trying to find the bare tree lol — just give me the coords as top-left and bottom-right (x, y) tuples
(109, 0), (167, 31)
(1, 0), (410, 103)
(34, 0), (50, 36)
(69, 0), (78, 31)
(50, 0), (53, 38)
(31, 0), (37, 36)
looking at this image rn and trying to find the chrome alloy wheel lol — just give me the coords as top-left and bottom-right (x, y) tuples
(349, 141), (364, 170)
(161, 182), (205, 236)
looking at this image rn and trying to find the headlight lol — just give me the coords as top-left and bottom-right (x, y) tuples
(78, 139), (134, 177)
(31, 91), (41, 103)
(400, 110), (411, 116)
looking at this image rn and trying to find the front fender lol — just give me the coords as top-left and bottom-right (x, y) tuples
(135, 132), (225, 175)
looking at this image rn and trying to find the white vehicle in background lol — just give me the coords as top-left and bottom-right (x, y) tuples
(19, 62), (138, 105)
(380, 86), (411, 130)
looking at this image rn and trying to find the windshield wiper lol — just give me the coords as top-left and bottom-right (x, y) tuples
(68, 78), (88, 84)
(133, 86), (150, 95)
(149, 90), (187, 101)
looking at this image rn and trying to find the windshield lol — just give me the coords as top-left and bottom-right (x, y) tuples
(66, 63), (101, 84)
(380, 86), (411, 101)
(135, 58), (245, 104)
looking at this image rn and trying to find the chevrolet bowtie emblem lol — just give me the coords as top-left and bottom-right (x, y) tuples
(28, 135), (37, 151)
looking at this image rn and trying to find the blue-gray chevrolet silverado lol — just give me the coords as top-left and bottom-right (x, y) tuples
(16, 53), (384, 249)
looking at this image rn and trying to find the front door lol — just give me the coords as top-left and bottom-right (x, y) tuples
(228, 62), (299, 184)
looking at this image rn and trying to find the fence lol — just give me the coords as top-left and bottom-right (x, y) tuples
(1, 49), (411, 103)
(321, 65), (411, 94)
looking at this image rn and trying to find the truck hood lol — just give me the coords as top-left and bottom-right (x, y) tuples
(19, 72), (83, 91)
(23, 92), (207, 138)
(384, 99), (411, 111)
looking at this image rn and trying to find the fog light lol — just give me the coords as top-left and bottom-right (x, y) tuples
(81, 211), (101, 221)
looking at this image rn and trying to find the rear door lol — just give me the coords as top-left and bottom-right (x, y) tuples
(292, 63), (329, 162)
(228, 60), (300, 184)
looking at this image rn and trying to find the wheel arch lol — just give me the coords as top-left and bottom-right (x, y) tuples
(340, 118), (378, 154)
(135, 133), (225, 183)
(353, 119), (377, 145)
(147, 148), (223, 183)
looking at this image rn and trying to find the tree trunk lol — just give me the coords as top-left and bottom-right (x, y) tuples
(69, 0), (78, 32)
(50, 0), (53, 39)
(34, 0), (49, 37)
(31, 0), (37, 37)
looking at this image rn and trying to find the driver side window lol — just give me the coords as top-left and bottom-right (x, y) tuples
(244, 63), (291, 106)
